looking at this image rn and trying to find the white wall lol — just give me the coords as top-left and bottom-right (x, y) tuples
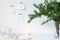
(0, 0), (56, 34)
(0, 0), (59, 40)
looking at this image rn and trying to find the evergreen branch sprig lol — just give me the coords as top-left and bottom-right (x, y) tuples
(28, 0), (60, 25)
